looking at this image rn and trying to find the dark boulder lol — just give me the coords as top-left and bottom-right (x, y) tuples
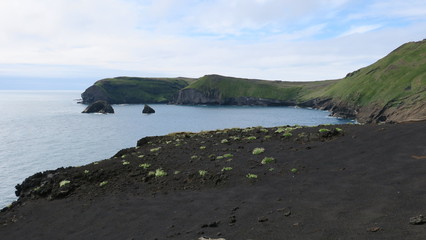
(142, 104), (155, 114)
(82, 100), (114, 114)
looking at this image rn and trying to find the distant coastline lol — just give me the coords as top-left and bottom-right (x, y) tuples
(80, 40), (426, 124)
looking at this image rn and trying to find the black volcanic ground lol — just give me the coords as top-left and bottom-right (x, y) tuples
(1, 121), (426, 240)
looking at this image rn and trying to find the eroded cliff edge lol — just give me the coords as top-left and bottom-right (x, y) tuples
(81, 40), (426, 123)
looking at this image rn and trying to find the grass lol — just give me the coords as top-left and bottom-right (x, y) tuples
(154, 168), (167, 177)
(99, 181), (108, 187)
(198, 170), (208, 176)
(186, 74), (334, 102)
(122, 161), (130, 165)
(261, 157), (275, 164)
(221, 139), (229, 144)
(335, 127), (343, 132)
(283, 132), (292, 137)
(245, 136), (257, 140)
(223, 153), (233, 158)
(291, 168), (298, 173)
(59, 180), (70, 188)
(150, 147), (161, 152)
(252, 147), (265, 155)
(307, 40), (426, 107)
(199, 146), (206, 150)
(246, 173), (258, 179)
(139, 163), (151, 169)
(89, 77), (195, 104)
(222, 167), (233, 171)
(275, 127), (286, 133)
(319, 128), (330, 133)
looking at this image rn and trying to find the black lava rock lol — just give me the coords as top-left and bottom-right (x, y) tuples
(82, 100), (114, 114)
(142, 104), (155, 114)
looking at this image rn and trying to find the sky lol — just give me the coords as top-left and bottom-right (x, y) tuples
(0, 0), (425, 90)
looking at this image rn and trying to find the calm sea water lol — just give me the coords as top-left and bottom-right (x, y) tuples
(0, 91), (353, 207)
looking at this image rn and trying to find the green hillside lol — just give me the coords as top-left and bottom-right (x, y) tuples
(185, 74), (336, 102)
(82, 77), (195, 104)
(309, 40), (426, 106)
(81, 40), (425, 122)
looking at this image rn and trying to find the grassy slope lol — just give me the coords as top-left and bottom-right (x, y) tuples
(94, 77), (195, 103)
(185, 74), (337, 102)
(307, 40), (426, 106)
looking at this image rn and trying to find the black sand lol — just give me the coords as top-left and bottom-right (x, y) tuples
(1, 121), (426, 239)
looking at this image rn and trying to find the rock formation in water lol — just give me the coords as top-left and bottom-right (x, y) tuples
(82, 100), (114, 114)
(142, 104), (155, 114)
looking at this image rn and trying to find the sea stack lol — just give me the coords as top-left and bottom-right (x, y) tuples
(82, 100), (114, 114)
(142, 104), (155, 114)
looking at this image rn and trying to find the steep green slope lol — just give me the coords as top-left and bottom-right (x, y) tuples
(81, 40), (425, 122)
(81, 77), (195, 104)
(306, 39), (426, 122)
(310, 40), (426, 105)
(177, 74), (336, 104)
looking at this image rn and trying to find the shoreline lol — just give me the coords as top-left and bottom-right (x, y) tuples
(1, 121), (426, 239)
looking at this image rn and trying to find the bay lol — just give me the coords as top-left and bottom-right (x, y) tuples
(0, 91), (353, 207)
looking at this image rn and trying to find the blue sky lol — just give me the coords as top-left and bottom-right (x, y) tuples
(0, 0), (425, 90)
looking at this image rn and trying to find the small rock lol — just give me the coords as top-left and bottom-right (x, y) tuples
(409, 215), (426, 225)
(367, 227), (382, 232)
(229, 215), (236, 224)
(82, 100), (114, 114)
(198, 237), (226, 240)
(277, 208), (291, 216)
(258, 216), (268, 222)
(201, 221), (220, 228)
(142, 104), (155, 114)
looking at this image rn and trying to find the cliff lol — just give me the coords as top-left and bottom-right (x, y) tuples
(304, 39), (426, 123)
(81, 77), (195, 104)
(80, 40), (426, 123)
(173, 40), (426, 123)
(172, 74), (335, 106)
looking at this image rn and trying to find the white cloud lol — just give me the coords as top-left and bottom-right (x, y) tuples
(0, 0), (425, 89)
(339, 24), (382, 37)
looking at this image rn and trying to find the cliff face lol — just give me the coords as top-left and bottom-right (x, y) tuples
(80, 40), (426, 123)
(81, 85), (108, 104)
(81, 77), (194, 104)
(306, 39), (426, 123)
(173, 88), (296, 106)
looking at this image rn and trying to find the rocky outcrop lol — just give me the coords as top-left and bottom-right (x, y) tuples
(82, 101), (114, 114)
(173, 88), (222, 104)
(173, 88), (295, 106)
(142, 104), (155, 114)
(300, 97), (426, 123)
(81, 85), (109, 104)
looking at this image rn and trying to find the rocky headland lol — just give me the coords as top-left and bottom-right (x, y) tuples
(80, 40), (426, 123)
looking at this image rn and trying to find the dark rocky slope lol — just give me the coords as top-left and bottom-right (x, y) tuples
(1, 122), (426, 239)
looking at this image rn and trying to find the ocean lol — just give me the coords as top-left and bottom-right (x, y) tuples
(0, 91), (354, 207)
